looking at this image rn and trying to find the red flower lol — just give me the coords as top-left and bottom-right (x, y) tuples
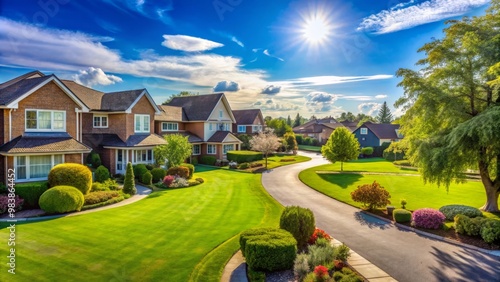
(308, 228), (333, 244)
(314, 265), (328, 277)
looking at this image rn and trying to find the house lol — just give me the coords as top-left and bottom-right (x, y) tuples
(0, 71), (92, 183)
(62, 80), (166, 175)
(232, 109), (264, 134)
(292, 117), (342, 144)
(154, 93), (242, 161)
(353, 122), (402, 148)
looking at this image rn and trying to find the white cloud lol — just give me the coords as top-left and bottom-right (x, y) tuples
(103, 0), (174, 26)
(358, 102), (382, 115)
(261, 85), (282, 95)
(375, 94), (388, 99)
(305, 92), (341, 112)
(161, 35), (223, 52)
(211, 30), (245, 47)
(263, 49), (284, 61)
(273, 75), (393, 88)
(213, 80), (240, 92)
(252, 98), (299, 112)
(73, 67), (122, 87)
(357, 0), (490, 34)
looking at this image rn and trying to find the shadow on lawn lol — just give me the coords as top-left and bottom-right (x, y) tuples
(354, 211), (391, 230)
(319, 173), (363, 189)
(427, 246), (500, 282)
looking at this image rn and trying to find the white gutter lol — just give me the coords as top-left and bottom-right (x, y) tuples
(9, 109), (13, 141)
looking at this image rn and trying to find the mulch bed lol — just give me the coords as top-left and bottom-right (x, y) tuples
(371, 210), (500, 250)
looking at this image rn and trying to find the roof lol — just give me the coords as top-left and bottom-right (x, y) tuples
(61, 80), (104, 110)
(357, 122), (401, 139)
(101, 90), (144, 111)
(0, 70), (44, 90)
(0, 75), (52, 105)
(0, 133), (91, 154)
(83, 133), (166, 148)
(161, 131), (203, 143)
(156, 105), (185, 122)
(233, 109), (262, 125)
(167, 93), (224, 121)
(207, 131), (242, 143)
(340, 121), (358, 132)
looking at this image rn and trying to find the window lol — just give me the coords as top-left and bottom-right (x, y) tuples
(135, 114), (150, 133)
(209, 123), (213, 131)
(93, 115), (108, 128)
(237, 125), (246, 133)
(218, 123), (230, 131)
(219, 110), (223, 118)
(162, 122), (178, 131)
(360, 128), (368, 135)
(134, 149), (153, 163)
(15, 155), (63, 181)
(223, 144), (234, 154)
(193, 144), (201, 155)
(252, 125), (262, 133)
(207, 144), (216, 154)
(25, 110), (65, 131)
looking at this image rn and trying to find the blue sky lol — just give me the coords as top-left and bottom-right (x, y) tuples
(0, 0), (491, 118)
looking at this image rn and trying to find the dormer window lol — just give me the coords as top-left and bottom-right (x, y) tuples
(360, 128), (368, 135)
(93, 115), (108, 128)
(219, 110), (223, 118)
(162, 122), (178, 131)
(135, 114), (150, 133)
(26, 110), (65, 131)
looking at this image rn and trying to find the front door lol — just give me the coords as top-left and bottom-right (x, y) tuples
(116, 149), (126, 174)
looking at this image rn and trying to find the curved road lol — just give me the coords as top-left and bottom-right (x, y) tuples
(262, 151), (500, 282)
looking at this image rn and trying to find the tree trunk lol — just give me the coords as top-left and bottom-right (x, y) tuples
(265, 153), (268, 169)
(478, 154), (500, 212)
(340, 162), (343, 172)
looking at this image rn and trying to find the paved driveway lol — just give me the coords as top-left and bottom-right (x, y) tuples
(262, 151), (500, 282)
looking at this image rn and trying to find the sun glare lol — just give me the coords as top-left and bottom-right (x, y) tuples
(302, 16), (330, 44)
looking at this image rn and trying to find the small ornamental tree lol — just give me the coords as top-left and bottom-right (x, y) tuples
(123, 162), (136, 195)
(283, 132), (298, 154)
(321, 127), (360, 171)
(350, 181), (391, 210)
(154, 134), (192, 168)
(250, 129), (281, 169)
(280, 206), (315, 249)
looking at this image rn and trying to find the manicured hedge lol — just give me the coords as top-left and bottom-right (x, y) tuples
(200, 156), (217, 165)
(227, 150), (263, 163)
(48, 163), (93, 195)
(481, 219), (500, 243)
(166, 166), (190, 179)
(280, 206), (315, 248)
(39, 185), (84, 214)
(393, 209), (412, 223)
(86, 151), (102, 168)
(180, 163), (195, 179)
(151, 168), (166, 183)
(141, 171), (153, 185)
(240, 228), (297, 272)
(455, 215), (500, 243)
(439, 204), (483, 221)
(94, 165), (110, 183)
(14, 182), (48, 209)
(133, 164), (148, 181)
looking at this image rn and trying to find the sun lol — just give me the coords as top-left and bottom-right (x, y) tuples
(302, 16), (330, 44)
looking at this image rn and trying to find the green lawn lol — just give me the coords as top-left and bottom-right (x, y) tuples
(258, 154), (311, 169)
(299, 159), (497, 211)
(0, 167), (283, 282)
(298, 145), (322, 152)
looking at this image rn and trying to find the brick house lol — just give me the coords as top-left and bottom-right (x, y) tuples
(155, 93), (242, 161)
(232, 109), (264, 134)
(62, 80), (166, 175)
(292, 117), (343, 144)
(0, 71), (92, 183)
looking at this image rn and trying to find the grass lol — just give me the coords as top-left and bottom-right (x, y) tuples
(298, 145), (322, 152)
(0, 166), (283, 282)
(257, 154), (311, 169)
(299, 159), (499, 213)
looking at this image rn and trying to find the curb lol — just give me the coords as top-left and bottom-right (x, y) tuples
(361, 211), (500, 257)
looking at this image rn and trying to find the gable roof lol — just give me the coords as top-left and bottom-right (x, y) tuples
(357, 122), (401, 139)
(0, 70), (44, 90)
(207, 131), (242, 143)
(161, 131), (203, 143)
(0, 132), (91, 155)
(166, 93), (235, 121)
(156, 105), (185, 122)
(83, 133), (166, 148)
(233, 109), (263, 125)
(101, 89), (145, 111)
(61, 80), (104, 110)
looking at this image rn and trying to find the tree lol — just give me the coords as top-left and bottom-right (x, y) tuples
(286, 115), (292, 126)
(293, 113), (302, 127)
(395, 2), (500, 211)
(377, 101), (393, 123)
(321, 127), (360, 171)
(250, 129), (281, 169)
(266, 118), (292, 137)
(283, 132), (298, 154)
(264, 115), (273, 124)
(338, 112), (356, 122)
(123, 162), (136, 195)
(162, 91), (197, 104)
(351, 181), (391, 210)
(154, 134), (192, 168)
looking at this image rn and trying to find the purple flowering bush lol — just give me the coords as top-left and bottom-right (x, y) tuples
(412, 208), (445, 229)
(0, 195), (24, 214)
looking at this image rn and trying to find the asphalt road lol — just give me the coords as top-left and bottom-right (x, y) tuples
(261, 151), (500, 282)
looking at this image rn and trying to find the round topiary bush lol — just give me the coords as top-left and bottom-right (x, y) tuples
(94, 165), (110, 183)
(412, 208), (446, 229)
(240, 228), (297, 272)
(133, 164), (148, 181)
(480, 219), (500, 244)
(151, 168), (166, 183)
(280, 206), (315, 248)
(48, 163), (92, 195)
(393, 209), (412, 223)
(141, 171), (152, 185)
(439, 204), (483, 221)
(39, 185), (84, 214)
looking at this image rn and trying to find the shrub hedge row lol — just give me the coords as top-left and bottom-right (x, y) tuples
(439, 205), (483, 221)
(14, 182), (48, 209)
(226, 150), (263, 163)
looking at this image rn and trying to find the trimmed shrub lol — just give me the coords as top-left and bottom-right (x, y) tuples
(151, 168), (166, 183)
(123, 162), (136, 195)
(334, 244), (351, 262)
(308, 243), (335, 269)
(350, 181), (391, 210)
(466, 217), (485, 237)
(39, 185), (84, 214)
(393, 209), (412, 223)
(247, 267), (266, 282)
(375, 142), (391, 158)
(200, 156), (217, 165)
(480, 219), (500, 244)
(94, 165), (110, 183)
(0, 195), (24, 214)
(102, 179), (120, 191)
(133, 164), (148, 180)
(86, 151), (101, 168)
(439, 204), (483, 221)
(227, 150), (263, 163)
(240, 228), (277, 256)
(163, 175), (175, 187)
(412, 208), (445, 229)
(241, 228), (297, 272)
(238, 162), (250, 169)
(14, 182), (48, 209)
(393, 160), (412, 166)
(141, 171), (152, 185)
(180, 163), (195, 179)
(295, 134), (304, 145)
(308, 228), (332, 245)
(195, 177), (204, 184)
(454, 214), (469, 235)
(48, 163), (92, 195)
(311, 138), (320, 146)
(84, 191), (120, 205)
(191, 157), (198, 165)
(166, 166), (190, 179)
(145, 164), (154, 170)
(361, 147), (374, 156)
(280, 206), (316, 248)
(293, 253), (310, 282)
(91, 182), (109, 192)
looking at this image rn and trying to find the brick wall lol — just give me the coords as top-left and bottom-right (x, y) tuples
(185, 123), (204, 140)
(64, 153), (82, 164)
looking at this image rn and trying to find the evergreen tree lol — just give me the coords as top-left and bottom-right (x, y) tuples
(286, 115), (292, 126)
(123, 162), (136, 195)
(377, 101), (393, 123)
(293, 113), (301, 127)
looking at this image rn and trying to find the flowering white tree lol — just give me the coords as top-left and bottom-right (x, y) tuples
(250, 129), (281, 169)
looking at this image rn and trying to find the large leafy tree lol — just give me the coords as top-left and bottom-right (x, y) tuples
(395, 1), (500, 211)
(321, 127), (360, 171)
(266, 118), (292, 137)
(377, 101), (393, 123)
(154, 134), (192, 168)
(250, 129), (281, 169)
